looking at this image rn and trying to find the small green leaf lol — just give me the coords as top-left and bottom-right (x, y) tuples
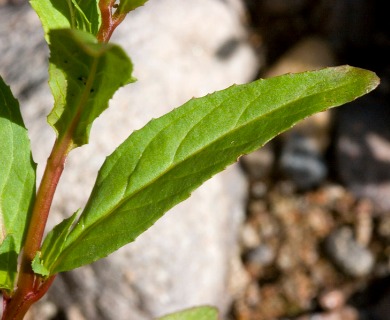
(0, 76), (36, 289)
(32, 252), (50, 277)
(0, 235), (17, 292)
(47, 28), (134, 148)
(117, 0), (149, 15)
(30, 0), (101, 41)
(71, 0), (101, 35)
(158, 306), (218, 320)
(39, 211), (79, 275)
(43, 66), (379, 273)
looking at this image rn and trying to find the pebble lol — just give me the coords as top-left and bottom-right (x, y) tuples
(296, 306), (359, 320)
(245, 245), (275, 268)
(318, 289), (347, 311)
(250, 180), (268, 198)
(240, 223), (260, 249)
(280, 133), (328, 190)
(325, 227), (374, 277)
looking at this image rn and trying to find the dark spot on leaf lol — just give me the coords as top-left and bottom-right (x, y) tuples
(90, 88), (95, 93)
(78, 76), (87, 85)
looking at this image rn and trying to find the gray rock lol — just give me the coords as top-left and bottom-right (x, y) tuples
(0, 0), (259, 318)
(325, 227), (374, 277)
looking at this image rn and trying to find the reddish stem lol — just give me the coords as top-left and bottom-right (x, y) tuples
(23, 136), (72, 266)
(2, 134), (72, 320)
(2, 276), (56, 320)
(97, 0), (126, 42)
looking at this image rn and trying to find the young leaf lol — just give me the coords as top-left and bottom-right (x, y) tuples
(30, 0), (100, 40)
(71, 0), (101, 35)
(32, 252), (50, 277)
(39, 211), (79, 270)
(117, 0), (149, 15)
(47, 28), (134, 148)
(42, 66), (379, 273)
(0, 77), (36, 289)
(158, 306), (218, 320)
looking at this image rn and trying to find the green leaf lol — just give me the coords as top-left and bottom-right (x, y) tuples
(71, 0), (101, 35)
(30, 0), (71, 41)
(157, 306), (218, 320)
(30, 0), (100, 40)
(47, 28), (134, 148)
(0, 76), (36, 289)
(42, 66), (379, 273)
(0, 235), (17, 291)
(117, 0), (149, 15)
(40, 211), (79, 270)
(32, 252), (50, 277)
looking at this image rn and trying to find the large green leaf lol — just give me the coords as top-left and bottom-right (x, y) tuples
(41, 66), (379, 273)
(47, 29), (134, 148)
(0, 77), (36, 290)
(158, 306), (218, 320)
(30, 0), (100, 40)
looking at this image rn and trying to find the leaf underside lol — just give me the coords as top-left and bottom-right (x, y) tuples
(40, 66), (379, 274)
(0, 77), (36, 290)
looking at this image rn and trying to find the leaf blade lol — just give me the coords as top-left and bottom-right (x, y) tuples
(0, 77), (36, 289)
(47, 28), (134, 148)
(43, 66), (379, 273)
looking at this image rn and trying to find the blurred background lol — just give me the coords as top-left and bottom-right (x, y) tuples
(237, 0), (390, 319)
(1, 0), (390, 319)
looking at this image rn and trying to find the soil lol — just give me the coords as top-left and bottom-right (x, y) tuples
(231, 1), (390, 319)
